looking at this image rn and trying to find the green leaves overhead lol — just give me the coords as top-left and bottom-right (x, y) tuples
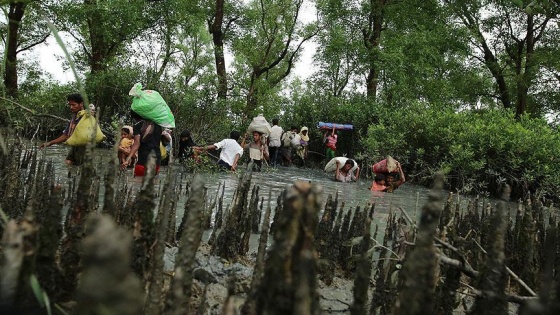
(511, 0), (524, 8)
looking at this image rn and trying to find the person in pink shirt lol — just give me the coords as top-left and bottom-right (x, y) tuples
(323, 127), (337, 159)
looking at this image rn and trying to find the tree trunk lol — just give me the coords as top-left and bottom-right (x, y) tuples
(209, 0), (228, 100)
(85, 0), (107, 74)
(246, 72), (259, 120)
(516, 14), (535, 119)
(5, 2), (26, 98)
(363, 0), (386, 99)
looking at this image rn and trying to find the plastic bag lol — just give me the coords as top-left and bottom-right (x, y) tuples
(129, 83), (175, 128)
(324, 157), (358, 173)
(247, 114), (271, 136)
(65, 110), (105, 146)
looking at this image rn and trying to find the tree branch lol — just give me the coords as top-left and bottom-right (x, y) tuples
(0, 96), (67, 122)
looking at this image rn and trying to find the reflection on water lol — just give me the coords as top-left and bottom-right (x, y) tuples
(41, 145), (500, 229)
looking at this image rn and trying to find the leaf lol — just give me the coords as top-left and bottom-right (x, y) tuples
(511, 0), (524, 8)
(30, 275), (45, 308)
(43, 292), (52, 315)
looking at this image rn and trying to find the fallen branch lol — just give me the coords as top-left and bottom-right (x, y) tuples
(397, 205), (538, 298)
(438, 252), (478, 278)
(472, 239), (537, 297)
(467, 287), (537, 305)
(33, 114), (68, 122)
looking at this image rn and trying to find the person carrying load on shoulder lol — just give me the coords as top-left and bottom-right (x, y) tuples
(323, 127), (337, 160)
(123, 83), (175, 176)
(268, 118), (283, 167)
(194, 131), (243, 171)
(242, 131), (269, 171)
(39, 93), (105, 166)
(280, 126), (299, 166)
(121, 110), (163, 176)
(335, 158), (360, 182)
(371, 156), (406, 192)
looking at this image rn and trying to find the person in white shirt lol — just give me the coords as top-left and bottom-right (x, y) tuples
(195, 130), (243, 171)
(268, 118), (283, 167)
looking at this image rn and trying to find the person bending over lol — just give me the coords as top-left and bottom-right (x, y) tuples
(194, 130), (243, 171)
(335, 159), (360, 183)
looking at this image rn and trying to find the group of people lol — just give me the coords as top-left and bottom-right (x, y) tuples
(269, 118), (310, 167)
(187, 120), (310, 172)
(40, 93), (170, 177)
(327, 154), (406, 193)
(41, 94), (405, 192)
(369, 156), (406, 192)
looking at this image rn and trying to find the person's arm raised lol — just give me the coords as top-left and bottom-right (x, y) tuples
(354, 167), (360, 181)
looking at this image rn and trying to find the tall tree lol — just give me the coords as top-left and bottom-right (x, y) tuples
(53, 0), (161, 74)
(232, 0), (318, 119)
(443, 0), (560, 118)
(49, 0), (164, 119)
(2, 1), (50, 98)
(314, 0), (363, 97)
(207, 0), (238, 100)
(361, 0), (390, 99)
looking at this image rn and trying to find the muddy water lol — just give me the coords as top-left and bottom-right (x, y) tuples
(42, 145), (483, 228)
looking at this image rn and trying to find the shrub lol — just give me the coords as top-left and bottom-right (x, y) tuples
(360, 103), (560, 201)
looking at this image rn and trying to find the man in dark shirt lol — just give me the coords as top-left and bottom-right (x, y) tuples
(121, 110), (163, 176)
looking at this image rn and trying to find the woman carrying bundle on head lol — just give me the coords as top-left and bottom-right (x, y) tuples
(371, 156), (406, 192)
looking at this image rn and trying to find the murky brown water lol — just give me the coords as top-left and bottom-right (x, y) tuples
(41, 145), (504, 230)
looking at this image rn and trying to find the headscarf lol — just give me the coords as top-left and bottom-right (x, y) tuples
(299, 126), (309, 142)
(122, 125), (133, 135)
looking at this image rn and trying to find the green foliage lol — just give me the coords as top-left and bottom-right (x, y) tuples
(361, 103), (560, 200)
(30, 274), (52, 315)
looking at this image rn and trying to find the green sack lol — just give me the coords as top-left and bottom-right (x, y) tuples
(129, 83), (175, 128)
(65, 110), (106, 146)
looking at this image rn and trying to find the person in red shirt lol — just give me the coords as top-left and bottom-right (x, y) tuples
(323, 127), (337, 159)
